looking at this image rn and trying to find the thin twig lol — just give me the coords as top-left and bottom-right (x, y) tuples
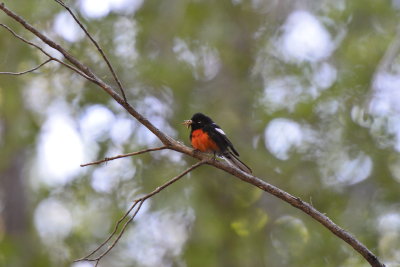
(0, 58), (52, 75)
(80, 146), (168, 167)
(0, 5), (98, 82)
(75, 200), (141, 261)
(54, 0), (127, 102)
(0, 23), (94, 81)
(0, 23), (50, 57)
(75, 160), (207, 264)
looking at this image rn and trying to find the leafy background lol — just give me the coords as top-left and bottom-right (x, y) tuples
(1, 0), (400, 266)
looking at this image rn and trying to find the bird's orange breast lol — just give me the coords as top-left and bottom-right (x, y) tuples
(191, 129), (219, 152)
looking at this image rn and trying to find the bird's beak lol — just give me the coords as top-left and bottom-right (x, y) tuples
(182, 119), (192, 129)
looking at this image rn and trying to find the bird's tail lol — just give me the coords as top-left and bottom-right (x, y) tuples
(222, 152), (252, 174)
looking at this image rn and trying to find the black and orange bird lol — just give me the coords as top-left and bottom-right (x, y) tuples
(183, 113), (252, 174)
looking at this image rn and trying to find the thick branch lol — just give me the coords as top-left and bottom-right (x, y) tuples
(80, 146), (168, 167)
(171, 145), (384, 267)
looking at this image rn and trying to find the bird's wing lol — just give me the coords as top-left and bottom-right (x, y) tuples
(207, 123), (240, 156)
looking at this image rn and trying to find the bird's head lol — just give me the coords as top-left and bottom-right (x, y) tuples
(182, 113), (214, 130)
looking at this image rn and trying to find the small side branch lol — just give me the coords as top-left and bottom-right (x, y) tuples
(80, 146), (168, 167)
(54, 0), (127, 102)
(0, 58), (52, 75)
(75, 159), (207, 266)
(0, 23), (94, 81)
(0, 4), (98, 82)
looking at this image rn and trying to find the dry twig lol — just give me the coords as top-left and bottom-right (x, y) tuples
(0, 23), (94, 80)
(53, 0), (127, 102)
(75, 160), (207, 266)
(80, 146), (168, 167)
(0, 58), (52, 75)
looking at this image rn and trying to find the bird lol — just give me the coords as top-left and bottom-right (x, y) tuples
(183, 113), (252, 174)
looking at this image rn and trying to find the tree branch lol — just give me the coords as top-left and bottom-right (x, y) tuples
(0, 3), (385, 267)
(80, 146), (168, 167)
(75, 160), (207, 265)
(200, 158), (383, 267)
(0, 23), (94, 81)
(0, 3), (174, 146)
(0, 58), (52, 75)
(53, 0), (127, 102)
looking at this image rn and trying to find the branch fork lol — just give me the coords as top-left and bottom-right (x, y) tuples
(75, 160), (207, 266)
